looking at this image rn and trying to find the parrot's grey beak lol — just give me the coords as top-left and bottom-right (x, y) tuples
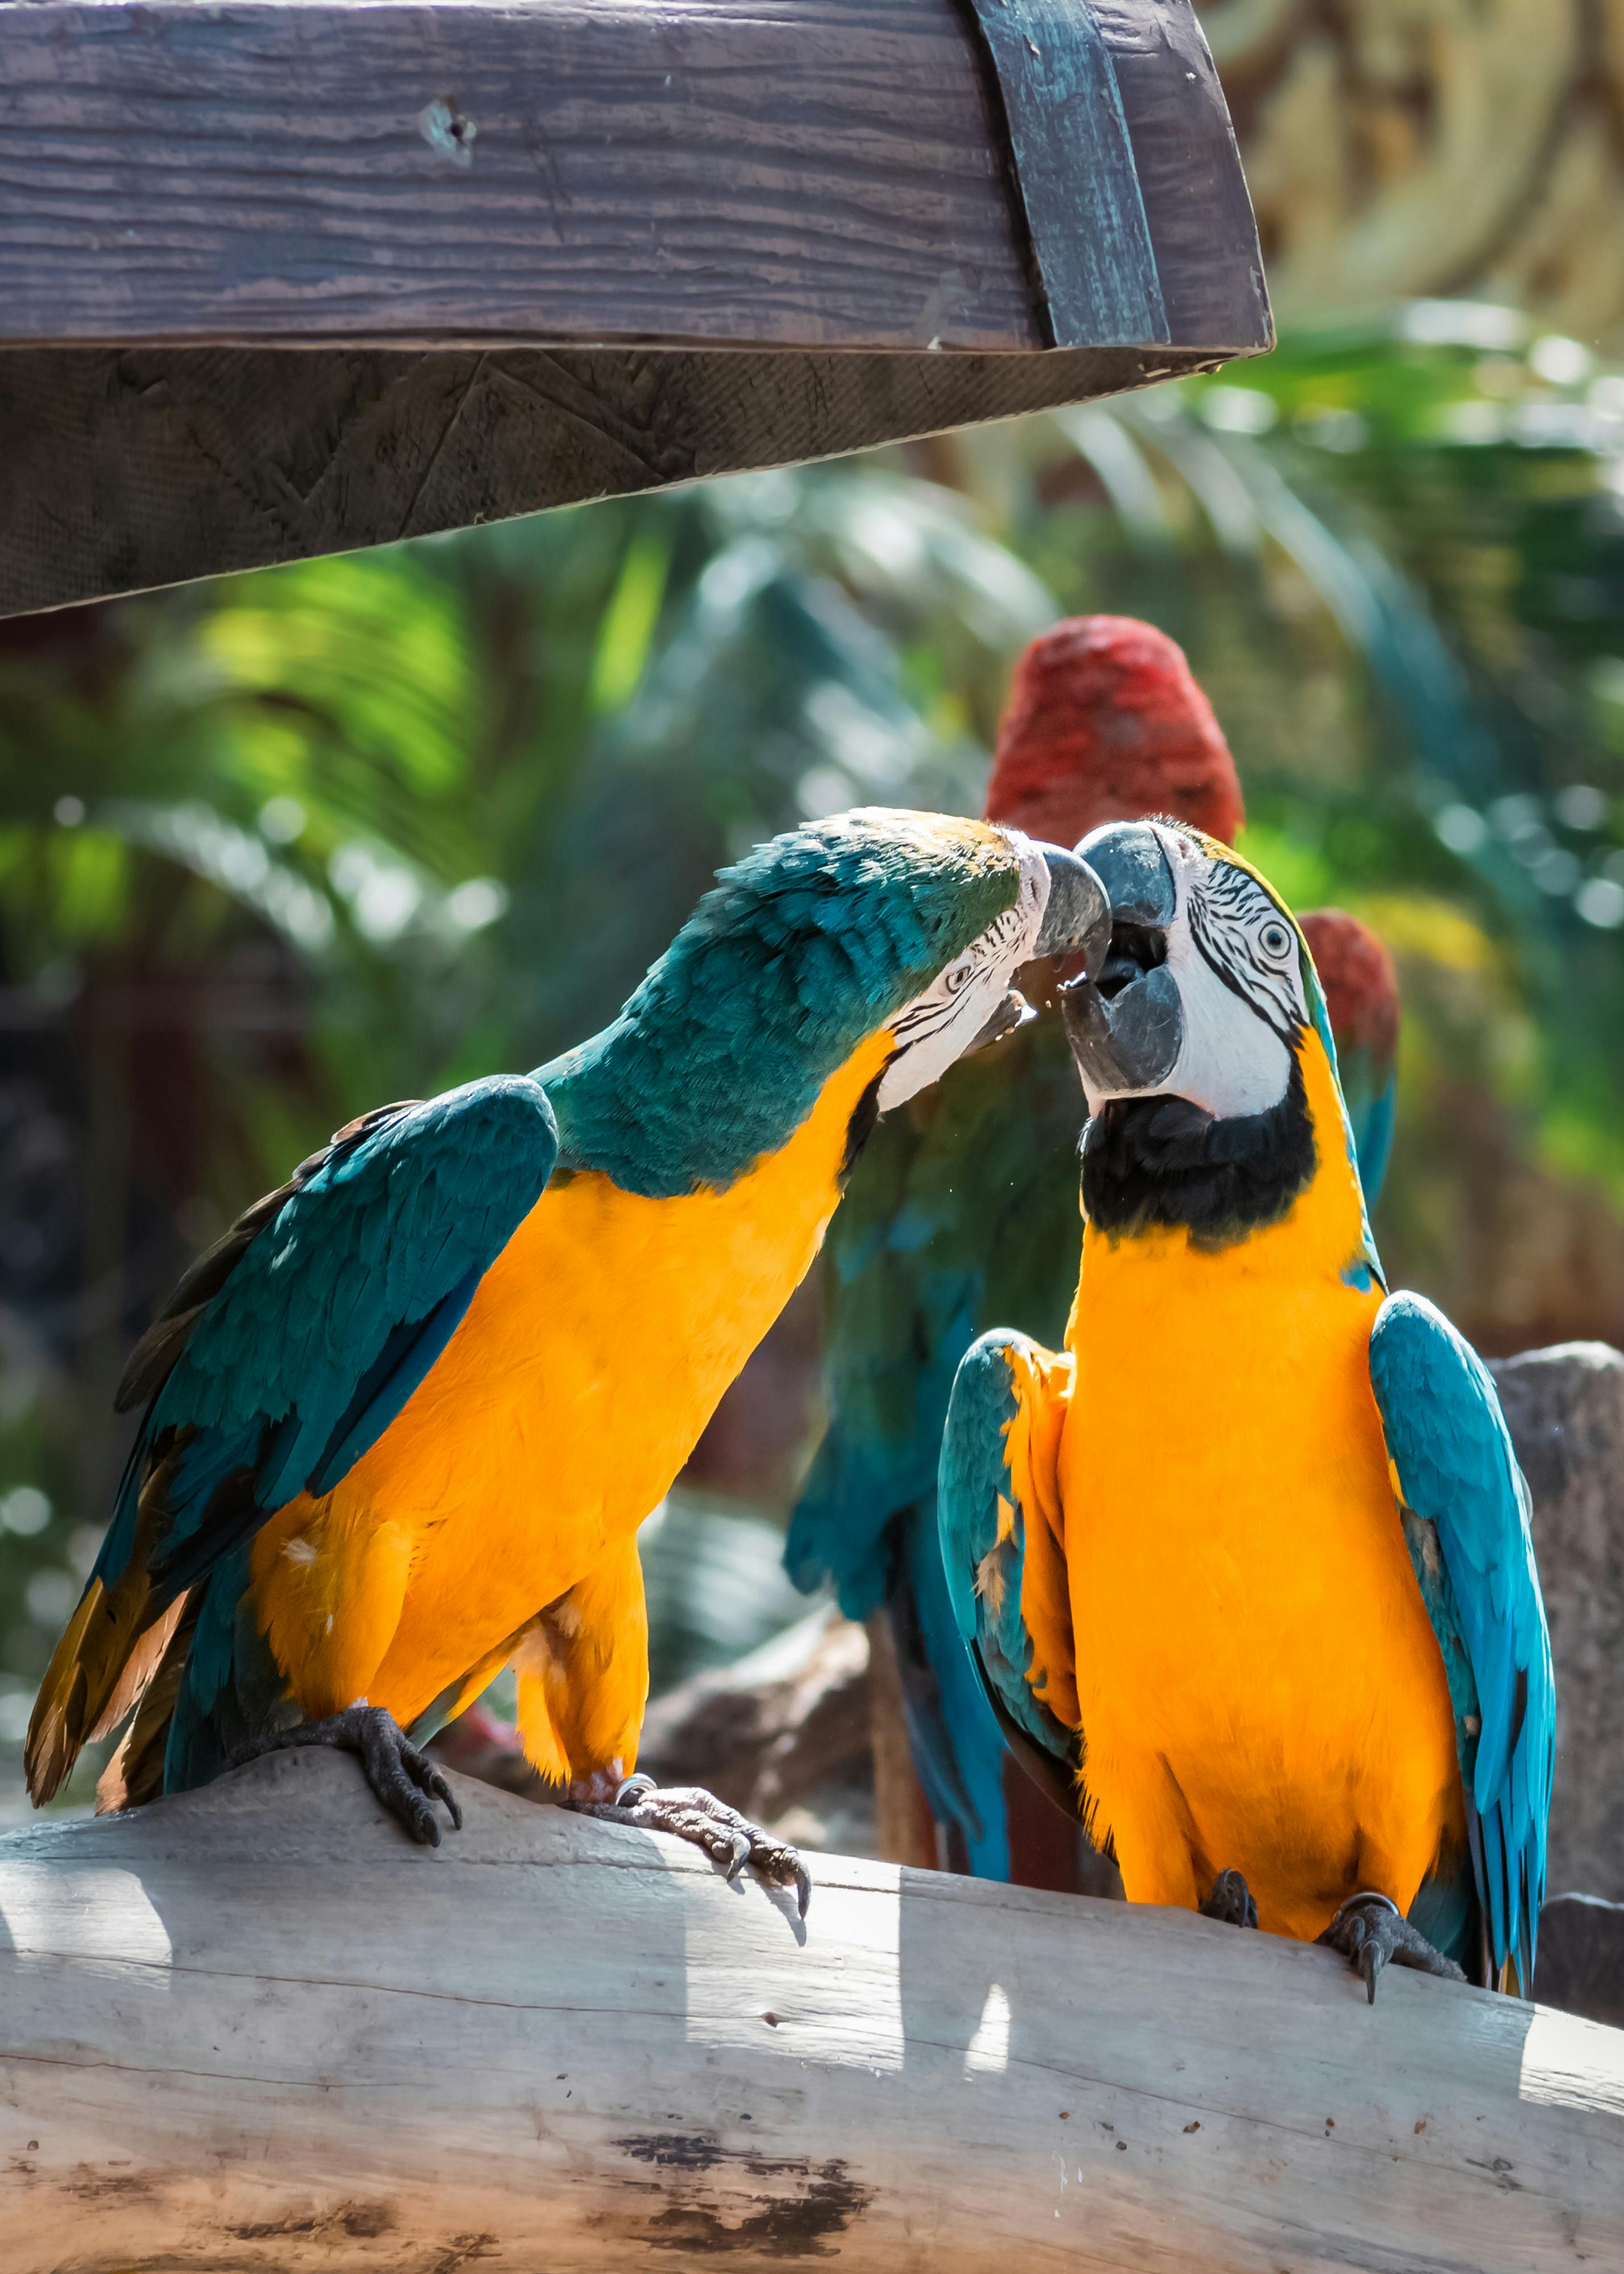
(1057, 821), (1183, 1097)
(1033, 844), (1111, 974)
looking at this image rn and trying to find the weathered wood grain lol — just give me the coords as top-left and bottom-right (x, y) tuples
(0, 0), (1269, 612)
(1093, 0), (1272, 348)
(0, 1749), (1619, 2271)
(1539, 1894), (1624, 2030)
(0, 0), (1269, 356)
(0, 339), (1226, 617)
(0, 0), (1036, 351)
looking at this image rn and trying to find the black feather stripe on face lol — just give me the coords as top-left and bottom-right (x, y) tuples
(1187, 864), (1302, 1042)
(887, 895), (1032, 1050)
(889, 994), (962, 1047)
(838, 1068), (887, 1183)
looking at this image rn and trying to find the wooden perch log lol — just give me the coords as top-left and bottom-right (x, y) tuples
(2, 1753), (1621, 2271)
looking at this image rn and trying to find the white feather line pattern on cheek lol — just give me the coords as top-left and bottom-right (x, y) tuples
(1186, 859), (1305, 1040)
(875, 840), (1048, 1111)
(1161, 836), (1306, 1120)
(1077, 828), (1305, 1121)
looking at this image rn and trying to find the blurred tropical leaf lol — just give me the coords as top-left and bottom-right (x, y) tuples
(6, 306), (1624, 1775)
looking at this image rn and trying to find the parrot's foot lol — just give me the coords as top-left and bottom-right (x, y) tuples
(230, 1704), (463, 1847)
(1199, 1868), (1258, 1929)
(571, 1772), (812, 1918)
(1318, 1892), (1467, 2004)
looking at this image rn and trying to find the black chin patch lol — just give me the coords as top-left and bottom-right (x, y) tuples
(839, 1067), (887, 1183)
(1081, 1053), (1316, 1250)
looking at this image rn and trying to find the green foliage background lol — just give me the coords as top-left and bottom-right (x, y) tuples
(5, 304), (1624, 1796)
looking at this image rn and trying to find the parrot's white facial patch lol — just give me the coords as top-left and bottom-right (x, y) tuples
(1073, 827), (1307, 1122)
(876, 836), (1048, 1111)
(1156, 934), (1295, 1119)
(1162, 836), (1306, 1119)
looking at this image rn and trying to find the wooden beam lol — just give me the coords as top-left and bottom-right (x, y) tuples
(957, 0), (1166, 348)
(0, 0), (1273, 356)
(1091, 0), (1270, 347)
(2, 1750), (1619, 2269)
(0, 0), (1269, 615)
(2, 0), (1030, 352)
(1539, 1894), (1624, 2030)
(0, 339), (1225, 617)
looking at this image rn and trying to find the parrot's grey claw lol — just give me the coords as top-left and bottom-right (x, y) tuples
(229, 1703), (463, 1846)
(1199, 1867), (1257, 1929)
(1317, 1891), (1466, 2002)
(573, 1780), (812, 1914)
(1359, 1940), (1380, 2004)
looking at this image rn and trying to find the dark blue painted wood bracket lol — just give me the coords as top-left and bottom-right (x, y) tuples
(959, 0), (1169, 350)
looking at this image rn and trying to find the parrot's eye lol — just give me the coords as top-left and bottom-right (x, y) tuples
(944, 957), (975, 994)
(1259, 920), (1293, 961)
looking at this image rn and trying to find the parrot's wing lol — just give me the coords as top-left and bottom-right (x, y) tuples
(1369, 1290), (1554, 1992)
(787, 1018), (1086, 1620)
(784, 1103), (966, 1619)
(1350, 1068), (1397, 1207)
(27, 1076), (558, 1801)
(127, 1074), (560, 1584)
(936, 1327), (1087, 1827)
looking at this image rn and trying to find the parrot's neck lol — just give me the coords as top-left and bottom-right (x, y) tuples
(1080, 1026), (1382, 1283)
(534, 1011), (893, 1201)
(526, 816), (1035, 1198)
(528, 890), (921, 1196)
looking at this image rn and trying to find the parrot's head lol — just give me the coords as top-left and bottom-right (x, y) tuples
(548, 807), (1109, 1196)
(983, 616), (1244, 850)
(688, 806), (1111, 1114)
(1060, 819), (1375, 1254)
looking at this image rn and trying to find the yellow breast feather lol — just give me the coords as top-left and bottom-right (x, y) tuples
(1061, 1030), (1463, 1939)
(252, 1028), (896, 1729)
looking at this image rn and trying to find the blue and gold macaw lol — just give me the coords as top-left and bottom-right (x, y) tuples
(940, 818), (1552, 1995)
(27, 809), (1110, 1906)
(787, 619), (1402, 1886)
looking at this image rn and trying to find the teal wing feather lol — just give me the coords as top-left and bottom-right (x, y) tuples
(1368, 1291), (1554, 1991)
(784, 1104), (948, 1619)
(937, 1329), (1083, 1819)
(787, 1012), (1085, 1619)
(1355, 1070), (1397, 1206)
(1338, 1049), (1397, 1206)
(786, 1012), (1086, 1870)
(97, 1077), (559, 1610)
